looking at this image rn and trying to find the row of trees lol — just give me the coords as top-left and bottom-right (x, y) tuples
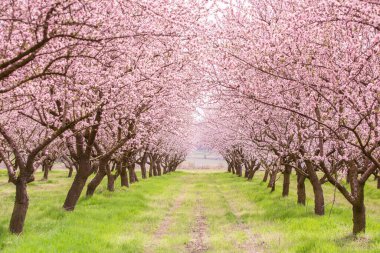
(201, 0), (380, 235)
(0, 0), (207, 235)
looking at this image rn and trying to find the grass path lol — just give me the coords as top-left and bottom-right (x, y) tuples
(0, 170), (379, 252)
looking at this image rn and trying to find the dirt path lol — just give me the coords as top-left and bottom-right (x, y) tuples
(186, 194), (209, 253)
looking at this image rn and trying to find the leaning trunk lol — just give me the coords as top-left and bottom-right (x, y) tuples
(63, 159), (91, 211)
(263, 170), (269, 182)
(9, 178), (29, 234)
(68, 167), (73, 178)
(86, 159), (108, 196)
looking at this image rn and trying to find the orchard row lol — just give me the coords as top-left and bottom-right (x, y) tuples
(0, 0), (208, 235)
(201, 0), (380, 236)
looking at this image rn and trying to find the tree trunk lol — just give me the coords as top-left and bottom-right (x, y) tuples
(377, 175), (380, 189)
(352, 184), (366, 235)
(86, 160), (108, 196)
(141, 163), (147, 179)
(152, 161), (157, 176)
(157, 162), (162, 176)
(128, 163), (136, 183)
(282, 165), (292, 197)
(296, 172), (306, 205)
(133, 170), (139, 182)
(63, 159), (92, 211)
(263, 170), (269, 182)
(68, 167), (73, 178)
(268, 170), (277, 192)
(42, 164), (49, 180)
(227, 163), (232, 173)
(107, 174), (115, 192)
(248, 164), (260, 181)
(236, 164), (242, 177)
(305, 161), (324, 215)
(244, 165), (249, 178)
(120, 161), (129, 187)
(149, 160), (154, 177)
(9, 178), (29, 234)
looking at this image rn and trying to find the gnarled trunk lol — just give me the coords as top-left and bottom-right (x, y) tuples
(9, 178), (29, 234)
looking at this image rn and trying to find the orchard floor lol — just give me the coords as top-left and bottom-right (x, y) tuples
(0, 170), (379, 253)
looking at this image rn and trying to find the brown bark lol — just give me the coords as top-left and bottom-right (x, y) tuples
(263, 170), (269, 182)
(244, 164), (249, 178)
(156, 161), (162, 176)
(141, 163), (147, 179)
(377, 175), (380, 189)
(68, 166), (73, 178)
(352, 184), (366, 234)
(149, 163), (153, 177)
(305, 161), (324, 215)
(140, 153), (148, 179)
(42, 164), (49, 180)
(63, 159), (92, 211)
(247, 164), (260, 181)
(268, 170), (277, 192)
(282, 165), (292, 197)
(296, 172), (306, 205)
(9, 178), (29, 234)
(107, 174), (115, 192)
(86, 165), (106, 196)
(227, 162), (232, 173)
(236, 163), (242, 177)
(120, 160), (129, 187)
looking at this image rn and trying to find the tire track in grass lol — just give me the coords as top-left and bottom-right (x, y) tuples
(214, 177), (266, 253)
(186, 192), (209, 253)
(144, 174), (192, 253)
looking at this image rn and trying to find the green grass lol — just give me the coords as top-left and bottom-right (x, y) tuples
(0, 170), (379, 252)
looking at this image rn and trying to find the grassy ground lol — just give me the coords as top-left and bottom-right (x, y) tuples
(0, 170), (379, 252)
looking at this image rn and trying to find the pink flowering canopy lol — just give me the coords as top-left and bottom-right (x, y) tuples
(0, 0), (379, 236)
